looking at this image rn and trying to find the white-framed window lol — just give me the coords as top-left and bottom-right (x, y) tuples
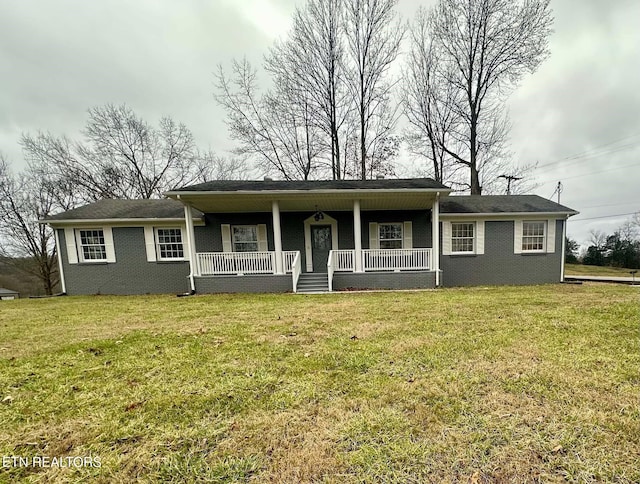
(232, 225), (259, 252)
(76, 229), (107, 262)
(442, 220), (484, 256)
(522, 221), (546, 252)
(65, 227), (115, 264)
(379, 223), (403, 249)
(451, 222), (475, 253)
(155, 228), (184, 260)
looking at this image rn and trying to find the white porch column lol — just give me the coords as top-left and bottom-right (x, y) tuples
(353, 199), (363, 272)
(183, 203), (198, 291)
(432, 193), (440, 286)
(272, 200), (284, 274)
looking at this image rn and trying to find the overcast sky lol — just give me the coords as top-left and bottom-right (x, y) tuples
(1, 0), (639, 246)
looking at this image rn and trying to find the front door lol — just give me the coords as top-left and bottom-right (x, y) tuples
(311, 225), (332, 272)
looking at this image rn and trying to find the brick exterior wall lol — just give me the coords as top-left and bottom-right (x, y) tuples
(195, 275), (292, 293)
(58, 228), (190, 295)
(440, 220), (564, 287)
(56, 214), (566, 295)
(333, 271), (436, 290)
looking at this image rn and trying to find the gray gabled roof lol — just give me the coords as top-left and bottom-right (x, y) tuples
(169, 178), (450, 193)
(0, 288), (19, 295)
(441, 195), (578, 215)
(42, 193), (577, 223)
(43, 199), (202, 222)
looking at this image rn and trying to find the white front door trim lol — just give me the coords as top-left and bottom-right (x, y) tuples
(304, 213), (338, 272)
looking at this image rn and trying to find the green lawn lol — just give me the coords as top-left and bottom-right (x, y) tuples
(0, 285), (638, 482)
(565, 263), (639, 277)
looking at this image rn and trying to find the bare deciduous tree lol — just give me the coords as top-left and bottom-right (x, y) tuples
(402, 6), (461, 185)
(413, 0), (552, 194)
(343, 0), (404, 180)
(265, 0), (349, 179)
(21, 104), (232, 202)
(215, 59), (324, 180)
(0, 154), (75, 294)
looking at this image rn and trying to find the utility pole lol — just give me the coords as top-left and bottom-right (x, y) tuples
(499, 175), (523, 195)
(556, 181), (563, 204)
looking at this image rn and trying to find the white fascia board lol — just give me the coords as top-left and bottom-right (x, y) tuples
(43, 218), (205, 227)
(166, 188), (453, 197)
(440, 211), (578, 220)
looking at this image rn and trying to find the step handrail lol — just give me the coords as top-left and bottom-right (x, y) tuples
(327, 250), (334, 291)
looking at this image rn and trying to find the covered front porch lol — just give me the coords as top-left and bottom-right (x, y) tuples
(166, 179), (448, 293)
(193, 247), (434, 292)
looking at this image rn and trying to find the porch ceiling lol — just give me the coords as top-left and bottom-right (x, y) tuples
(172, 191), (439, 213)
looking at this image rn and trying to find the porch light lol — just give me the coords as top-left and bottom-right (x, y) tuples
(314, 206), (324, 221)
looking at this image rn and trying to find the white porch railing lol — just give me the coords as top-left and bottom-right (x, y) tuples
(362, 248), (432, 271)
(291, 251), (301, 292)
(197, 252), (275, 275)
(283, 250), (297, 274)
(197, 251), (302, 277)
(327, 248), (433, 290)
(332, 249), (355, 271)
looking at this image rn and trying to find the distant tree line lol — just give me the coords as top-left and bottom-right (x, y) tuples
(566, 216), (640, 269)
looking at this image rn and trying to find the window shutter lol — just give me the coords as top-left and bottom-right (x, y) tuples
(64, 228), (78, 264)
(403, 222), (413, 249)
(546, 219), (556, 253)
(369, 223), (379, 249)
(104, 227), (116, 263)
(514, 220), (523, 254)
(144, 226), (156, 262)
(442, 221), (451, 255)
(476, 221), (485, 255)
(257, 224), (268, 251)
(221, 224), (232, 252)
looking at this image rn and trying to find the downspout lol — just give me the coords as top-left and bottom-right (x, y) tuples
(432, 192), (441, 287)
(178, 195), (196, 293)
(54, 228), (67, 294)
(561, 216), (567, 282)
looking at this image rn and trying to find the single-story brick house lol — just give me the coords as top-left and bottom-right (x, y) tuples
(42, 178), (578, 295)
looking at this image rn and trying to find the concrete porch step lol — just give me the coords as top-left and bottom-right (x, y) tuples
(296, 273), (330, 293)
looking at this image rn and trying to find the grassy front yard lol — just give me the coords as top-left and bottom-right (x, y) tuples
(0, 285), (638, 482)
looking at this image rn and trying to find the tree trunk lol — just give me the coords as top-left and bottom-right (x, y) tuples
(360, 113), (366, 180)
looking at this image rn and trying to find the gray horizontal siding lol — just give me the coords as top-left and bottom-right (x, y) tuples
(58, 228), (190, 295)
(195, 275), (292, 293)
(333, 271), (436, 290)
(440, 220), (564, 287)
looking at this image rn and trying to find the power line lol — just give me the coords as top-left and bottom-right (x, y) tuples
(533, 132), (640, 171)
(578, 200), (640, 210)
(533, 143), (640, 175)
(571, 211), (638, 222)
(537, 161), (640, 186)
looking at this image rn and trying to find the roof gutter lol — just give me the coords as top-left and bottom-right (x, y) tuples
(440, 211), (579, 218)
(165, 187), (454, 197)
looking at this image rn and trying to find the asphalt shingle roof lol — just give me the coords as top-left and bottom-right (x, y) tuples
(0, 288), (19, 295)
(440, 195), (577, 214)
(43, 192), (577, 222)
(170, 178), (450, 192)
(44, 199), (201, 221)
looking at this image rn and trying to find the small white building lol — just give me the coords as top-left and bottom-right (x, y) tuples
(0, 288), (19, 300)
